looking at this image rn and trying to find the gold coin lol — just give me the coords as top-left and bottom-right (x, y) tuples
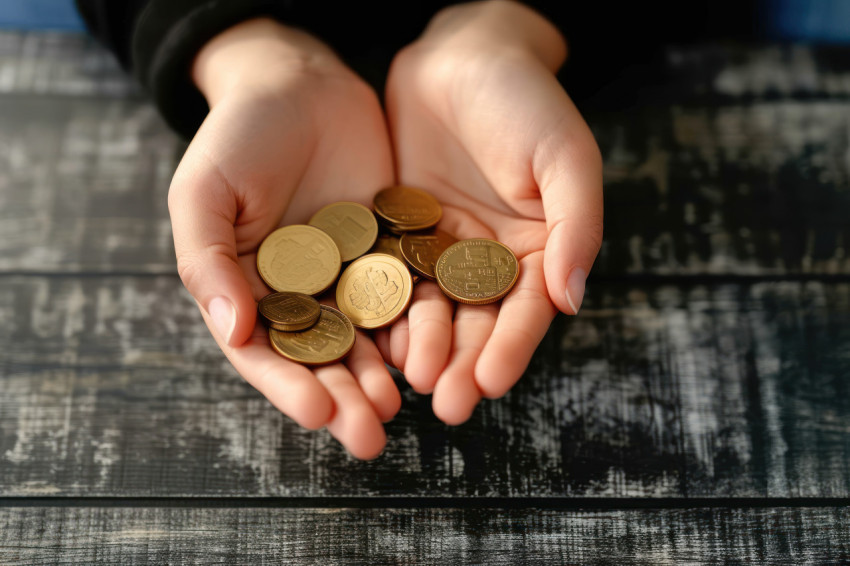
(258, 292), (321, 332)
(335, 253), (414, 329)
(369, 233), (405, 262)
(373, 185), (442, 232)
(308, 201), (379, 262)
(435, 239), (519, 305)
(257, 225), (341, 296)
(269, 305), (355, 365)
(399, 229), (458, 281)
(370, 234), (421, 284)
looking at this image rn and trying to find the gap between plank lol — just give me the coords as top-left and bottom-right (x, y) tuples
(0, 271), (849, 283)
(1, 497), (849, 510)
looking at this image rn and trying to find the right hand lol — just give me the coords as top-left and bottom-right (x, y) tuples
(169, 18), (399, 459)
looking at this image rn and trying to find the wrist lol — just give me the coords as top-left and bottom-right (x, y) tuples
(191, 17), (347, 106)
(421, 1), (567, 70)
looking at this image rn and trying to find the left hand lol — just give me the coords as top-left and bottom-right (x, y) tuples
(376, 1), (604, 424)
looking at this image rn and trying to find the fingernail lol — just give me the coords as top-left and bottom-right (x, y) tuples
(566, 267), (587, 314)
(208, 296), (236, 344)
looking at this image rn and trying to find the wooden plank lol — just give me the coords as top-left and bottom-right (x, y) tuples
(2, 275), (849, 498)
(665, 44), (850, 100)
(0, 96), (180, 273)
(0, 505), (847, 564)
(592, 99), (850, 276)
(0, 31), (139, 97)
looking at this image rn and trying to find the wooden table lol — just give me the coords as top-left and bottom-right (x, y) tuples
(1, 32), (849, 564)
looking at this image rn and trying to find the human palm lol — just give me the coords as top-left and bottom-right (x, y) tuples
(172, 7), (603, 458)
(170, 19), (399, 459)
(378, 2), (604, 424)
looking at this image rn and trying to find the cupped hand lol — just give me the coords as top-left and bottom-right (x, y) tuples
(379, 1), (604, 424)
(169, 18), (399, 459)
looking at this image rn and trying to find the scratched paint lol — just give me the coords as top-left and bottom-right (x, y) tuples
(2, 277), (849, 497)
(1, 507), (847, 564)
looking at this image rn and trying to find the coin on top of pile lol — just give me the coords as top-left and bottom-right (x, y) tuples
(400, 229), (458, 281)
(373, 185), (442, 233)
(269, 305), (355, 366)
(257, 225), (341, 296)
(435, 238), (519, 305)
(336, 253), (414, 329)
(308, 201), (379, 262)
(258, 291), (321, 332)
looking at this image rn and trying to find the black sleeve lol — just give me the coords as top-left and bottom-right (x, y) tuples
(75, 1), (759, 139)
(75, 0), (458, 140)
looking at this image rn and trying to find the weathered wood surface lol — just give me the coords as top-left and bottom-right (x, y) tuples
(2, 276), (848, 497)
(0, 96), (179, 273)
(0, 31), (139, 97)
(1, 506), (847, 565)
(597, 100), (850, 276)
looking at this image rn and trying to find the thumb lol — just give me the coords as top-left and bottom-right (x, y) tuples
(168, 165), (257, 347)
(536, 115), (604, 315)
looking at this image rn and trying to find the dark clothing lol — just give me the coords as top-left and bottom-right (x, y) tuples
(76, 0), (760, 140)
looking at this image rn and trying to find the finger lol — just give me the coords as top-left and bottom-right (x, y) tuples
(238, 253), (277, 300)
(534, 99), (604, 315)
(202, 314), (335, 430)
(388, 315), (410, 374)
(169, 158), (256, 347)
(373, 329), (394, 367)
(314, 363), (387, 460)
(431, 304), (498, 425)
(403, 281), (454, 394)
(346, 330), (402, 422)
(474, 251), (556, 398)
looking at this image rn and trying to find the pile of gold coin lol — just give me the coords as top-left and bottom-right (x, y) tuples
(256, 186), (519, 366)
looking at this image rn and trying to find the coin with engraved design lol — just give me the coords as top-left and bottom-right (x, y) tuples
(335, 253), (414, 329)
(435, 239), (519, 305)
(258, 291), (321, 332)
(400, 229), (457, 281)
(373, 185), (442, 232)
(268, 305), (355, 365)
(308, 201), (379, 262)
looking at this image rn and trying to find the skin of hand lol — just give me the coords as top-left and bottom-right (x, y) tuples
(169, 18), (400, 459)
(376, 1), (604, 425)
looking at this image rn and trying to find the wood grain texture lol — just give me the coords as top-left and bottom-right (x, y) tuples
(0, 31), (138, 97)
(592, 99), (850, 276)
(663, 44), (850, 100)
(1, 506), (847, 565)
(0, 95), (179, 273)
(2, 276), (848, 498)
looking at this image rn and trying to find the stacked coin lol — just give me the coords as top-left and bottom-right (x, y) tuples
(255, 187), (520, 366)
